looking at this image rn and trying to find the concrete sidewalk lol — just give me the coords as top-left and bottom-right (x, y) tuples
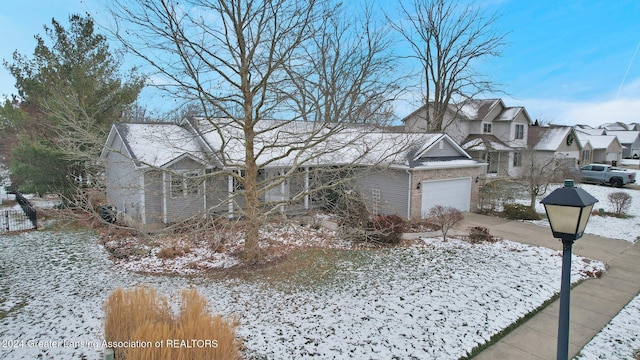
(458, 213), (640, 359)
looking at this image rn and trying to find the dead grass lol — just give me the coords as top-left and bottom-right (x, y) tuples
(104, 287), (241, 360)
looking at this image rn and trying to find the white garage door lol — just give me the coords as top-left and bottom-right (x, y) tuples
(421, 177), (471, 218)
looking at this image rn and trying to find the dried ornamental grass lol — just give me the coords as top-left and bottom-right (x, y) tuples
(104, 287), (241, 360)
(104, 287), (171, 360)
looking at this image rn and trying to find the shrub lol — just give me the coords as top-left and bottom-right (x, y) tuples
(608, 191), (632, 216)
(104, 287), (241, 360)
(466, 226), (496, 244)
(503, 203), (540, 220)
(368, 215), (406, 244)
(478, 180), (516, 214)
(427, 205), (464, 242)
(156, 244), (191, 259)
(331, 190), (369, 229)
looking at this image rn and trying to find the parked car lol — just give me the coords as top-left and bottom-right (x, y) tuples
(575, 164), (637, 187)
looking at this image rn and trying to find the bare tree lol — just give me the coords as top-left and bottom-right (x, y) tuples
(109, 0), (407, 263)
(518, 127), (572, 210)
(390, 0), (507, 131)
(427, 205), (463, 242)
(608, 192), (631, 216)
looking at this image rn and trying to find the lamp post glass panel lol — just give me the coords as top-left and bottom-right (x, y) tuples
(540, 179), (598, 360)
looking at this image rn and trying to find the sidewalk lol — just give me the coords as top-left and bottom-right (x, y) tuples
(458, 213), (640, 359)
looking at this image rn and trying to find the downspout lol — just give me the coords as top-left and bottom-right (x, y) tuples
(304, 167), (309, 210)
(162, 172), (168, 224)
(405, 169), (412, 219)
(140, 173), (146, 225)
(203, 171), (207, 214)
(227, 174), (234, 218)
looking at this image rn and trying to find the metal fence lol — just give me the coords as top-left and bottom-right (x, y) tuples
(1, 209), (37, 233)
(0, 192), (37, 233)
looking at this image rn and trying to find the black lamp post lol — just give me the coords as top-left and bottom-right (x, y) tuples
(540, 179), (598, 360)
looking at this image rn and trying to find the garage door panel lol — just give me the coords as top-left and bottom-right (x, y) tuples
(421, 177), (471, 218)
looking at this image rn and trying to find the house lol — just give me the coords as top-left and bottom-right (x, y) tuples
(100, 118), (485, 229)
(599, 122), (631, 131)
(603, 131), (640, 159)
(573, 130), (622, 164)
(403, 98), (532, 177)
(528, 125), (582, 169)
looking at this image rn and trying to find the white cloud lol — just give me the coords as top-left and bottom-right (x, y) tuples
(507, 77), (640, 127)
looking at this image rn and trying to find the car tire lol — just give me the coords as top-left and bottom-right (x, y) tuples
(611, 178), (623, 188)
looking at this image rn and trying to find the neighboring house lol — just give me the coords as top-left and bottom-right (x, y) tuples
(574, 130), (622, 164)
(578, 139), (594, 165)
(603, 131), (640, 159)
(100, 118), (485, 229)
(403, 98), (532, 177)
(599, 122), (630, 131)
(527, 125), (582, 169)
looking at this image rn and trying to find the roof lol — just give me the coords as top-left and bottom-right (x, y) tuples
(574, 132), (619, 150)
(454, 99), (502, 121)
(401, 98), (532, 127)
(460, 134), (513, 152)
(574, 127), (606, 136)
(103, 123), (205, 168)
(604, 131), (640, 144)
(529, 126), (573, 151)
(102, 118), (479, 170)
(599, 122), (629, 131)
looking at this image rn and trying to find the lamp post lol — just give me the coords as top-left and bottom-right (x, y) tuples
(540, 179), (598, 360)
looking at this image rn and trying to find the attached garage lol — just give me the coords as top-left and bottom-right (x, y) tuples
(421, 177), (472, 217)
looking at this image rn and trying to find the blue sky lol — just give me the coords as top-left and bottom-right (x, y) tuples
(1, 0), (640, 127)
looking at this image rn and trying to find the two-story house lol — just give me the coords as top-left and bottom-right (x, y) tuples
(403, 98), (532, 177)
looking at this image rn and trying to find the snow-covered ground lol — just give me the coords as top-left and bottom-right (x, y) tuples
(522, 179), (640, 359)
(575, 294), (640, 360)
(0, 230), (605, 359)
(525, 178), (640, 242)
(1, 177), (638, 359)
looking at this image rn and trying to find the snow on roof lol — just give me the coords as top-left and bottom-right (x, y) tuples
(115, 123), (205, 167)
(574, 132), (617, 149)
(530, 126), (571, 151)
(495, 107), (523, 121)
(605, 131), (640, 144)
(599, 122), (629, 131)
(574, 127), (606, 136)
(109, 118), (466, 169)
(455, 99), (501, 120)
(461, 135), (512, 152)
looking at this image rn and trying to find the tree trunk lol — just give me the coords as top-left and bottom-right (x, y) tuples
(529, 190), (537, 211)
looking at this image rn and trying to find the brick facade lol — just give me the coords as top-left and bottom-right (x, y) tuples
(410, 166), (483, 219)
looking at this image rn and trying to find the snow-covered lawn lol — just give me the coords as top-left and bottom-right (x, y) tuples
(526, 181), (640, 242)
(0, 230), (605, 359)
(521, 179), (640, 359)
(575, 294), (640, 360)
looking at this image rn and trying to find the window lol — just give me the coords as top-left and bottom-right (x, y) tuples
(483, 123), (492, 133)
(233, 170), (245, 191)
(515, 124), (524, 139)
(371, 188), (381, 215)
(185, 172), (201, 195)
(513, 152), (522, 167)
(170, 171), (201, 198)
(170, 176), (183, 198)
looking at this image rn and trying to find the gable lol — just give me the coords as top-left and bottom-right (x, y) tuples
(413, 134), (471, 160)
